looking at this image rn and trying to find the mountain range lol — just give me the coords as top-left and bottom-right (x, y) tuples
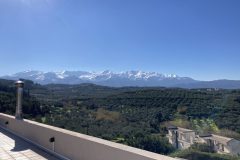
(2, 70), (240, 89)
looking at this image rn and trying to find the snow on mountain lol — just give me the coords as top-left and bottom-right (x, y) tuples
(1, 70), (196, 87)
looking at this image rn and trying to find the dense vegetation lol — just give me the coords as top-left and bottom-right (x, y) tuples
(1, 79), (240, 159)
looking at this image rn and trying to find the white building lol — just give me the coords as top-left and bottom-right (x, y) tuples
(200, 134), (240, 156)
(167, 126), (240, 156)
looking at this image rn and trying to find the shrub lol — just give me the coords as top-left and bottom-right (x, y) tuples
(190, 143), (215, 153)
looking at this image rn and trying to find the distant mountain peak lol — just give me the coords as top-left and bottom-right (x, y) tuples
(2, 70), (193, 86)
(2, 70), (240, 89)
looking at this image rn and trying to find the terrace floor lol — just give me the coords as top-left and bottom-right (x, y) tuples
(0, 127), (60, 160)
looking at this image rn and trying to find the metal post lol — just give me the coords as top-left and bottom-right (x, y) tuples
(15, 80), (24, 120)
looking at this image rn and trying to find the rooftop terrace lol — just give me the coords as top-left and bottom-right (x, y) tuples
(0, 127), (58, 160)
(0, 113), (177, 160)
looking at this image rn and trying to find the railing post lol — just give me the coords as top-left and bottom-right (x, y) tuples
(15, 80), (24, 120)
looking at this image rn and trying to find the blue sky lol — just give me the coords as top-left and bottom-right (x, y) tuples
(0, 0), (240, 80)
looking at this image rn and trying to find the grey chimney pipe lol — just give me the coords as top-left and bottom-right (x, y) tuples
(15, 80), (24, 119)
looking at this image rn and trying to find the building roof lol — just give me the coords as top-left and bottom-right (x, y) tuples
(199, 133), (212, 138)
(167, 125), (194, 133)
(167, 126), (195, 133)
(167, 125), (178, 130)
(176, 127), (195, 133)
(211, 134), (234, 145)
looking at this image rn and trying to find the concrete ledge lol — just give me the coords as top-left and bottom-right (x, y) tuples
(0, 113), (176, 160)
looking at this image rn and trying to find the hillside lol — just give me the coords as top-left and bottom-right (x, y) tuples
(1, 79), (240, 158)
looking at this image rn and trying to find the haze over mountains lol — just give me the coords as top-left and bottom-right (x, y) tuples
(2, 70), (240, 89)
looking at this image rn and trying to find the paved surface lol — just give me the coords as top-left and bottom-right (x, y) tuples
(0, 127), (60, 160)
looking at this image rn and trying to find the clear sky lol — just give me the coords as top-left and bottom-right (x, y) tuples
(0, 0), (240, 80)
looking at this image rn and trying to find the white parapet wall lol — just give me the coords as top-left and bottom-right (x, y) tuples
(0, 113), (177, 160)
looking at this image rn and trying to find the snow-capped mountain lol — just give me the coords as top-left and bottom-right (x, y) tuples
(1, 70), (196, 87)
